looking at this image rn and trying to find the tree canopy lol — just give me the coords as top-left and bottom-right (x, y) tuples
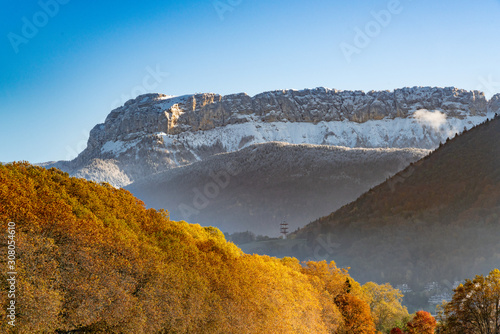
(0, 162), (409, 333)
(437, 269), (500, 334)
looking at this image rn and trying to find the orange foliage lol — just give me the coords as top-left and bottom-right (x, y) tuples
(335, 293), (376, 334)
(407, 311), (436, 334)
(0, 162), (384, 333)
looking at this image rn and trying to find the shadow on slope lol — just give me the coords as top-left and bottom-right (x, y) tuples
(126, 142), (429, 236)
(280, 115), (500, 287)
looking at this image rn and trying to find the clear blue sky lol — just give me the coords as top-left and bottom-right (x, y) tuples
(1, 0), (500, 163)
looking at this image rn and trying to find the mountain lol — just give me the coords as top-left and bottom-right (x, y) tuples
(43, 87), (498, 188)
(126, 141), (429, 235)
(286, 115), (500, 286)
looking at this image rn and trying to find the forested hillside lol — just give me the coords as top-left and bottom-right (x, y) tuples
(127, 142), (427, 235)
(292, 115), (500, 285)
(0, 163), (409, 333)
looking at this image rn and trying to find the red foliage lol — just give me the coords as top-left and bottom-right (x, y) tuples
(390, 328), (405, 334)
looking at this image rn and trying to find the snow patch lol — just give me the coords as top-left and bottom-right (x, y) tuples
(158, 115), (488, 157)
(157, 95), (191, 111)
(101, 139), (141, 155)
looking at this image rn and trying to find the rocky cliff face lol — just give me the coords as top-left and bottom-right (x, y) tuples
(44, 87), (500, 187)
(488, 93), (500, 114)
(89, 87), (491, 139)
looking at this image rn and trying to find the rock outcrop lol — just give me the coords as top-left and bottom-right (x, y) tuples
(89, 87), (491, 139)
(43, 87), (500, 187)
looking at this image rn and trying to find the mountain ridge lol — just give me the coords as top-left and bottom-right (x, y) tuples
(42, 86), (500, 187)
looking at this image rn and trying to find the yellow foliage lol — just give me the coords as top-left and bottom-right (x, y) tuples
(0, 162), (386, 333)
(362, 282), (409, 332)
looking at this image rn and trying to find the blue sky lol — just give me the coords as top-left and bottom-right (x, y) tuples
(1, 0), (500, 163)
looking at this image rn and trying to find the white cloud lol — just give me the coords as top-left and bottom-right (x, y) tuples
(414, 109), (447, 131)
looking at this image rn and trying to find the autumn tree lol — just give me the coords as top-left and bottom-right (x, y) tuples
(407, 311), (436, 334)
(437, 269), (500, 334)
(335, 293), (376, 334)
(301, 260), (373, 332)
(0, 163), (413, 333)
(362, 281), (409, 332)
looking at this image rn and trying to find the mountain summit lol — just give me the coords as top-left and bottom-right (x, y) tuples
(44, 87), (498, 188)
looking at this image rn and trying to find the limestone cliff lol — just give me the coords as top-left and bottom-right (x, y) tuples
(43, 87), (500, 187)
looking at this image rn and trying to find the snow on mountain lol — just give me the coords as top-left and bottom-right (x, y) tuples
(42, 87), (500, 187)
(152, 114), (487, 166)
